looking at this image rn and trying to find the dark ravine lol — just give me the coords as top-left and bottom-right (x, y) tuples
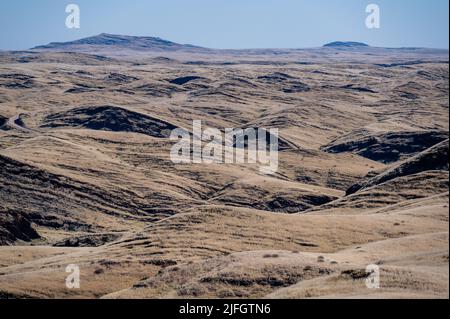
(0, 115), (7, 128)
(53, 233), (122, 247)
(41, 105), (178, 138)
(322, 131), (449, 164)
(346, 139), (449, 195)
(0, 209), (40, 245)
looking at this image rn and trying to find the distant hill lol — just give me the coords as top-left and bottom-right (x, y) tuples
(35, 35), (373, 52)
(323, 41), (370, 48)
(28, 34), (449, 62)
(32, 33), (207, 52)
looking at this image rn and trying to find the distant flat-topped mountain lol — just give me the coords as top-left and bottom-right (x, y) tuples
(33, 33), (207, 52)
(323, 41), (370, 48)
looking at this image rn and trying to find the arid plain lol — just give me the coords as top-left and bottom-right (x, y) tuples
(0, 34), (448, 299)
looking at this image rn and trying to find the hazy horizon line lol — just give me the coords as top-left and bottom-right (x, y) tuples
(9, 33), (447, 52)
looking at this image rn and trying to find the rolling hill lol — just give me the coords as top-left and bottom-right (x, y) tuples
(0, 36), (448, 299)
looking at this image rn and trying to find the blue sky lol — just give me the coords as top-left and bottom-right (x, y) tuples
(0, 0), (448, 50)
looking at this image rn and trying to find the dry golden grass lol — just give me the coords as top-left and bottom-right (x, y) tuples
(0, 49), (448, 298)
